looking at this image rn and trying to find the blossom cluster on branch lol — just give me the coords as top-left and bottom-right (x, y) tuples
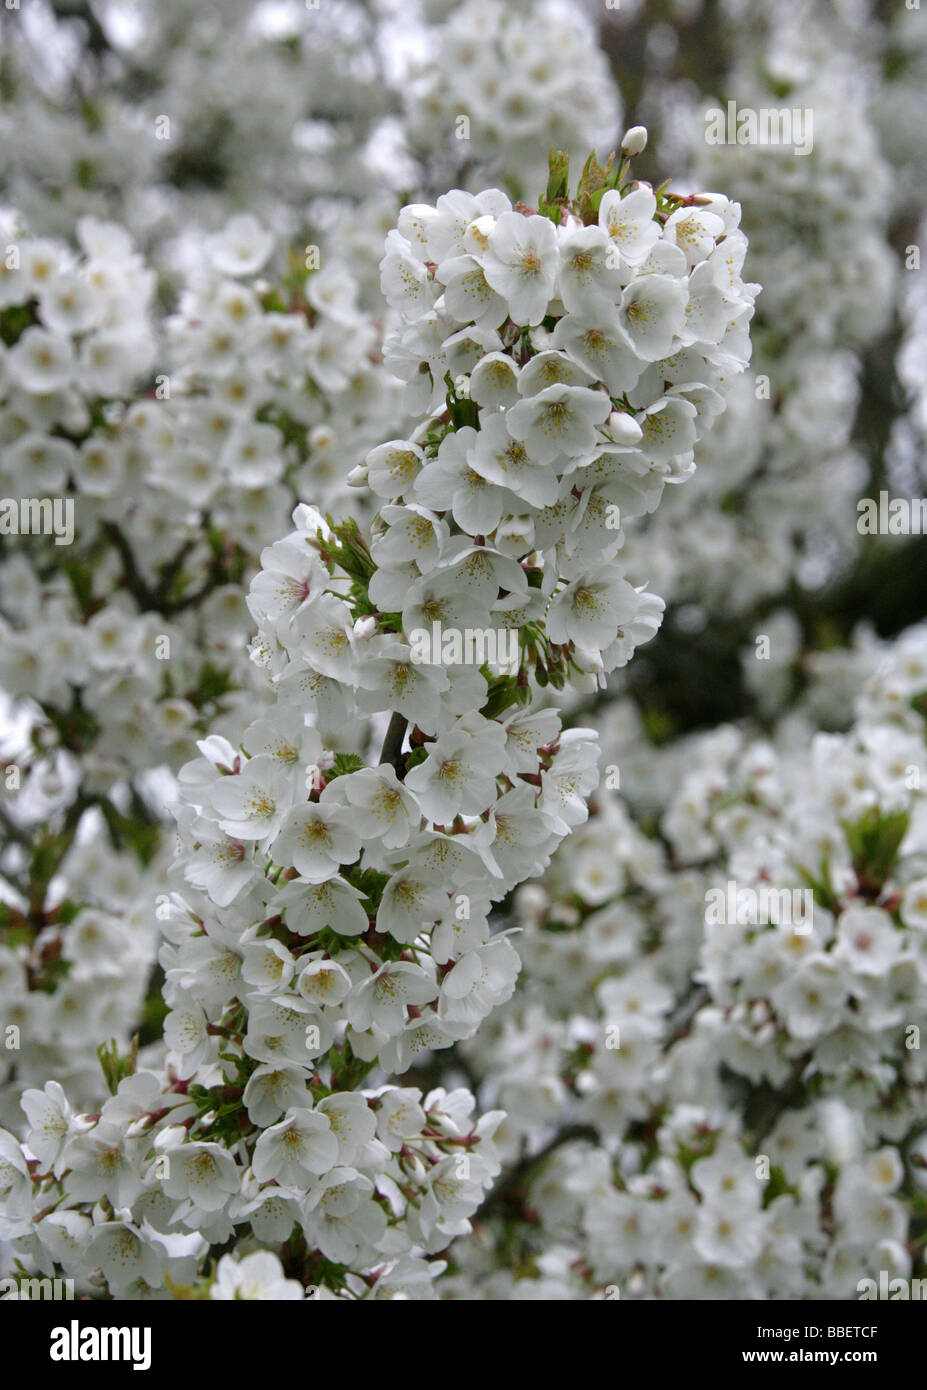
(449, 623), (927, 1299)
(0, 208), (405, 1123)
(0, 144), (755, 1297)
(618, 1), (898, 624)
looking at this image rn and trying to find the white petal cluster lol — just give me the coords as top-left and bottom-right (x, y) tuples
(449, 622), (927, 1299)
(0, 1), (394, 248)
(0, 212), (404, 787)
(0, 827), (161, 1129)
(618, 4), (898, 618)
(402, 0), (622, 200)
(0, 212), (407, 1131)
(377, 178), (754, 680)
(0, 155), (754, 1297)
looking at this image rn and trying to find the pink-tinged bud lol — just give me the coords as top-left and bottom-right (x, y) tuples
(353, 615), (378, 640)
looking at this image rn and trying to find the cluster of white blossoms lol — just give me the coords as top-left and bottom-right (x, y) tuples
(154, 216), (406, 574)
(0, 209), (403, 783)
(0, 822), (164, 1130)
(0, 0), (619, 276)
(0, 210), (407, 1132)
(0, 148), (755, 1297)
(713, 0), (927, 223)
(447, 622), (927, 1299)
(376, 159), (756, 673)
(618, 0), (899, 620)
(0, 0), (395, 254)
(870, 0), (927, 215)
(0, 210), (156, 413)
(0, 14), (161, 247)
(0, 211), (172, 779)
(402, 0), (622, 201)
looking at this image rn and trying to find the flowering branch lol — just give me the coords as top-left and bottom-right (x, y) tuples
(0, 139), (755, 1299)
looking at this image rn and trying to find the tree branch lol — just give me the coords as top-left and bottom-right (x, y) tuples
(379, 712), (408, 777)
(477, 1123), (600, 1221)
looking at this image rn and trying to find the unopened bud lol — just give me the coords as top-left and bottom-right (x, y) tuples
(154, 1124), (187, 1151)
(607, 411), (643, 445)
(292, 504), (331, 539)
(620, 126), (648, 157)
(346, 464), (368, 487)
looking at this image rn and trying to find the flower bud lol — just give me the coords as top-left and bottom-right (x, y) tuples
(607, 410), (643, 445)
(293, 503), (331, 539)
(516, 882), (549, 922)
(154, 1124), (188, 1151)
(620, 125), (648, 157)
(819, 1098), (864, 1165)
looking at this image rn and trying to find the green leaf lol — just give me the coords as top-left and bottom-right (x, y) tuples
(480, 674), (525, 720)
(576, 149), (613, 202)
(325, 753), (366, 780)
(843, 806), (910, 897)
(0, 302), (38, 346)
(330, 1038), (377, 1091)
(187, 660), (234, 709)
(576, 150), (619, 224)
(97, 1036), (138, 1095)
(443, 373), (479, 429)
(796, 858), (841, 916)
(342, 864), (390, 914)
(323, 518), (376, 583)
(538, 148), (570, 221)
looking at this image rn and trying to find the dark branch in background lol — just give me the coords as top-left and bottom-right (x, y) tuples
(665, 983), (711, 1046)
(100, 520), (151, 609)
(598, 0), (732, 184)
(101, 520), (228, 617)
(477, 1124), (600, 1222)
(746, 1052), (814, 1147)
(570, 530), (927, 742)
(564, 313), (925, 739)
(0, 802), (30, 850)
(379, 712), (408, 776)
(49, 0), (115, 61)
